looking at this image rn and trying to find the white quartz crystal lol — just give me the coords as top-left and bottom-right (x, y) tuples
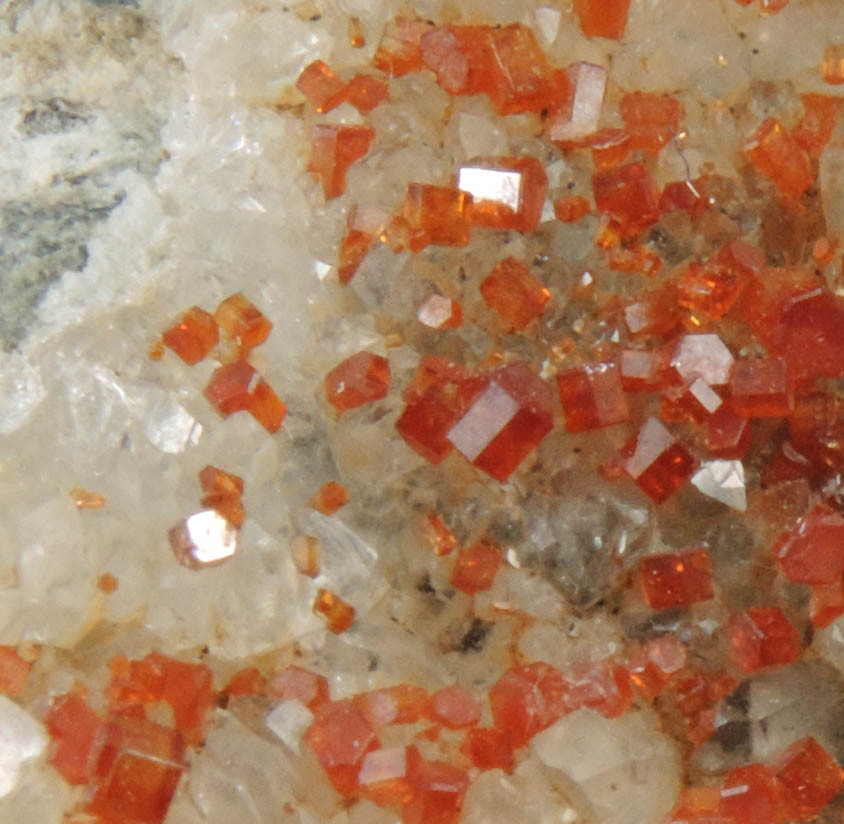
(0, 697), (47, 799)
(266, 700), (314, 754)
(692, 460), (746, 512)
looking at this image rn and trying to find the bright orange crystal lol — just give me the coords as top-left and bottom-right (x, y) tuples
(809, 580), (844, 629)
(727, 606), (801, 673)
(422, 513), (458, 556)
(717, 764), (784, 824)
(402, 758), (469, 824)
(0, 646), (30, 695)
(624, 284), (679, 339)
(70, 486), (106, 509)
(620, 92), (682, 154)
(554, 195), (591, 223)
(353, 684), (429, 727)
(460, 727), (514, 772)
(773, 504), (844, 585)
(269, 665), (330, 710)
(629, 635), (687, 700)
(621, 417), (696, 502)
(450, 541), (502, 595)
(728, 357), (792, 418)
(639, 548), (714, 609)
(314, 588), (356, 633)
(677, 260), (746, 323)
(744, 118), (813, 201)
(199, 465), (245, 526)
(161, 306), (219, 365)
(374, 16), (433, 76)
(573, 0), (631, 40)
(358, 745), (423, 806)
(304, 700), (380, 796)
(823, 45), (844, 85)
(427, 685), (481, 729)
(308, 124), (374, 200)
(593, 162), (661, 235)
(565, 661), (633, 719)
(403, 183), (472, 249)
(214, 293), (271, 355)
(324, 351), (390, 412)
(338, 203), (389, 284)
(793, 94), (839, 159)
(296, 60), (347, 113)
(45, 693), (103, 786)
(205, 360), (286, 432)
(772, 737), (844, 821)
(223, 666), (267, 697)
(309, 480), (349, 515)
(344, 74), (389, 113)
(557, 362), (629, 433)
(480, 258), (550, 331)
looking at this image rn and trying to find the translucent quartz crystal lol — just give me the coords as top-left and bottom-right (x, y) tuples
(214, 293), (271, 355)
(670, 333), (734, 386)
(620, 349), (664, 392)
(169, 510), (238, 570)
(727, 607), (801, 673)
(344, 74), (388, 114)
(556, 361), (629, 433)
(621, 417), (696, 502)
(772, 504), (844, 584)
(457, 157), (548, 233)
(450, 541), (502, 594)
(554, 195), (591, 222)
(677, 261), (745, 324)
(572, 0), (631, 39)
(639, 548), (714, 609)
(296, 60), (347, 113)
(308, 124), (375, 200)
(591, 127), (631, 170)
(793, 94), (839, 160)
(309, 481), (349, 515)
(358, 745), (422, 805)
(403, 183), (473, 249)
(717, 764), (784, 824)
(0, 696), (45, 798)
(728, 357), (791, 418)
(0, 647), (29, 696)
(417, 294), (463, 329)
(628, 635), (687, 700)
(373, 16), (433, 76)
(592, 162), (661, 235)
(353, 684), (429, 726)
(460, 728), (514, 772)
(691, 459), (746, 512)
(199, 465), (245, 527)
(304, 700), (380, 796)
(396, 356), (486, 464)
(624, 284), (679, 339)
(823, 45), (844, 85)
(85, 713), (185, 824)
(313, 588), (356, 633)
(446, 362), (554, 481)
(338, 204), (389, 284)
(771, 737), (844, 821)
(402, 758), (469, 824)
(422, 513), (458, 556)
(480, 258), (550, 330)
(268, 665), (330, 710)
(204, 360), (287, 432)
(265, 699), (314, 754)
(620, 92), (682, 154)
(744, 118), (813, 201)
(324, 351), (390, 412)
(161, 306), (219, 365)
(45, 694), (101, 785)
(489, 662), (568, 747)
(548, 62), (606, 146)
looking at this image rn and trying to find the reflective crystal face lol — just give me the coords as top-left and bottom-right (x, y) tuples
(169, 510), (238, 570)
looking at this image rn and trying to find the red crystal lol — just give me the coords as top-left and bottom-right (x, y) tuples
(427, 685), (481, 729)
(717, 764), (785, 824)
(338, 203), (388, 285)
(161, 306), (219, 365)
(358, 745), (423, 806)
(308, 124), (374, 200)
(344, 74), (389, 114)
(0, 646), (30, 696)
(450, 541), (502, 595)
(772, 503), (844, 585)
(557, 361), (629, 433)
(460, 728), (514, 772)
(548, 62), (606, 147)
(45, 693), (103, 786)
(728, 358), (792, 418)
(309, 481), (349, 515)
(621, 417), (697, 503)
(706, 405), (752, 460)
(727, 606), (801, 673)
(314, 588), (356, 633)
(324, 352), (390, 412)
(629, 635), (687, 700)
(554, 195), (591, 223)
(592, 162), (661, 235)
(573, 0), (631, 39)
(199, 465), (245, 527)
(809, 580), (844, 629)
(205, 360), (286, 433)
(214, 293), (271, 355)
(620, 92), (682, 154)
(403, 183), (472, 249)
(268, 665), (330, 711)
(771, 737), (844, 822)
(402, 758), (469, 824)
(793, 94), (839, 160)
(374, 17), (433, 77)
(296, 60), (347, 113)
(677, 260), (745, 324)
(481, 258), (550, 331)
(353, 684), (429, 727)
(565, 661), (633, 718)
(639, 548), (714, 609)
(744, 118), (813, 201)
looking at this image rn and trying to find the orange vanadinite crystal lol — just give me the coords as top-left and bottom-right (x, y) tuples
(744, 118), (813, 201)
(621, 417), (697, 502)
(427, 685), (481, 729)
(358, 745), (423, 806)
(374, 16), (433, 76)
(772, 737), (844, 821)
(573, 0), (631, 39)
(461, 728), (514, 772)
(718, 764), (785, 824)
(338, 203), (389, 284)
(290, 534), (321, 577)
(268, 665), (330, 710)
(667, 787), (722, 824)
(348, 16), (365, 48)
(214, 293), (271, 355)
(308, 124), (374, 200)
(86, 713), (186, 824)
(823, 45), (844, 85)
(353, 684), (429, 726)
(624, 283), (679, 339)
(620, 349), (665, 393)
(309, 480), (349, 515)
(223, 666), (267, 697)
(314, 588), (356, 633)
(728, 358), (792, 418)
(447, 362), (554, 481)
(295, 60), (347, 113)
(554, 195), (591, 223)
(324, 351), (390, 412)
(620, 92), (682, 154)
(450, 541), (502, 595)
(480, 258), (550, 331)
(565, 662), (633, 718)
(0, 646), (30, 695)
(772, 504), (844, 584)
(45, 693), (103, 786)
(557, 362), (629, 433)
(706, 405), (752, 459)
(549, 62), (606, 147)
(793, 94), (840, 159)
(677, 260), (745, 324)
(98, 572), (118, 592)
(199, 465), (245, 527)
(402, 758), (469, 824)
(660, 179), (708, 217)
(304, 700), (380, 796)
(727, 607), (801, 674)
(422, 513), (458, 556)
(789, 393), (844, 473)
(70, 486), (107, 509)
(457, 157), (548, 233)
(592, 162), (661, 235)
(639, 548), (714, 609)
(205, 360), (286, 432)
(344, 74), (389, 114)
(810, 580), (844, 628)
(489, 662), (568, 747)
(629, 635), (687, 700)
(403, 183), (472, 249)
(161, 306), (219, 365)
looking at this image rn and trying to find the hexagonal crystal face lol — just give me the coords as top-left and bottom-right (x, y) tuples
(169, 510), (238, 570)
